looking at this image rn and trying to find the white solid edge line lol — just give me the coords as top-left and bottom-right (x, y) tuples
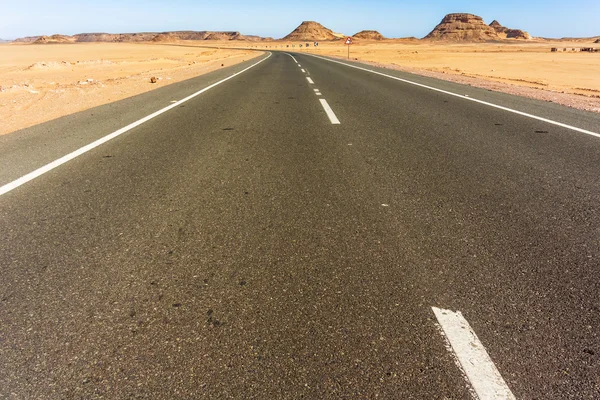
(284, 53), (298, 63)
(306, 54), (600, 139)
(432, 307), (516, 400)
(319, 99), (341, 125)
(0, 53), (272, 197)
(306, 77), (315, 84)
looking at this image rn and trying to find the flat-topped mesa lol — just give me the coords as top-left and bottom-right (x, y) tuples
(152, 31), (247, 41)
(283, 21), (340, 41)
(353, 30), (386, 40)
(490, 20), (531, 40)
(425, 13), (499, 41)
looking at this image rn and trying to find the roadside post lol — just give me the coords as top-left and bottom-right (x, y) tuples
(345, 36), (353, 59)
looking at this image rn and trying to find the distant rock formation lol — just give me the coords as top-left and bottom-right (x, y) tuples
(595, 38), (600, 43)
(13, 36), (41, 43)
(283, 21), (340, 41)
(73, 33), (156, 42)
(33, 35), (73, 44)
(15, 31), (266, 44)
(353, 30), (386, 40)
(425, 13), (499, 41)
(490, 20), (531, 40)
(151, 31), (249, 42)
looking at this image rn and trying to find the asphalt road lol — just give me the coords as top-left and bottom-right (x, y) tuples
(1, 50), (599, 399)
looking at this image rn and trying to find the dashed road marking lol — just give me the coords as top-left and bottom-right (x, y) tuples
(301, 69), (306, 73)
(432, 307), (516, 400)
(306, 77), (315, 84)
(319, 99), (341, 125)
(306, 54), (600, 139)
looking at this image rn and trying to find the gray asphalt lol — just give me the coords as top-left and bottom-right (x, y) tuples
(1, 50), (599, 399)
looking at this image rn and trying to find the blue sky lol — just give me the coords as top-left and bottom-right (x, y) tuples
(1, 0), (598, 40)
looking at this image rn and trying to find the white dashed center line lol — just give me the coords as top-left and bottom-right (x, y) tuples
(306, 77), (315, 84)
(432, 307), (515, 400)
(301, 69), (306, 73)
(319, 99), (341, 125)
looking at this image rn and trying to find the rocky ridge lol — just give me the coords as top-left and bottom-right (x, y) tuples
(353, 30), (386, 40)
(16, 31), (266, 43)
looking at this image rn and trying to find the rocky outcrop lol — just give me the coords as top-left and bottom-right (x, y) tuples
(151, 31), (249, 42)
(595, 38), (600, 43)
(73, 33), (157, 42)
(283, 21), (339, 41)
(490, 20), (531, 40)
(425, 13), (499, 41)
(353, 30), (386, 40)
(13, 36), (41, 43)
(33, 35), (74, 44)
(16, 31), (266, 44)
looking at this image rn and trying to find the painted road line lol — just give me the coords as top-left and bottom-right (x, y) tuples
(307, 77), (315, 84)
(307, 54), (600, 139)
(313, 89), (319, 92)
(319, 99), (341, 125)
(432, 307), (516, 400)
(0, 53), (272, 197)
(301, 69), (306, 73)
(285, 53), (298, 63)
(316, 92), (322, 96)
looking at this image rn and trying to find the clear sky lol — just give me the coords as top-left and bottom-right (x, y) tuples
(1, 0), (599, 40)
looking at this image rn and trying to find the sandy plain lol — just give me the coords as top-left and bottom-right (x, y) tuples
(1, 39), (599, 136)
(0, 43), (260, 135)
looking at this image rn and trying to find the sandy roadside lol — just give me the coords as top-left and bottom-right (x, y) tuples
(0, 42), (262, 135)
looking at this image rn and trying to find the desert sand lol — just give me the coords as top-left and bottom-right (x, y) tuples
(0, 43), (260, 135)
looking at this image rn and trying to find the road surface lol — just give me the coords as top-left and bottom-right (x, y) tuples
(1, 51), (599, 399)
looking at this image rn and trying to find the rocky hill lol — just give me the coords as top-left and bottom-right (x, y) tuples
(283, 21), (340, 41)
(16, 31), (265, 44)
(425, 13), (499, 41)
(73, 33), (156, 42)
(33, 35), (74, 44)
(595, 38), (600, 43)
(353, 30), (386, 40)
(490, 20), (531, 40)
(13, 36), (41, 43)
